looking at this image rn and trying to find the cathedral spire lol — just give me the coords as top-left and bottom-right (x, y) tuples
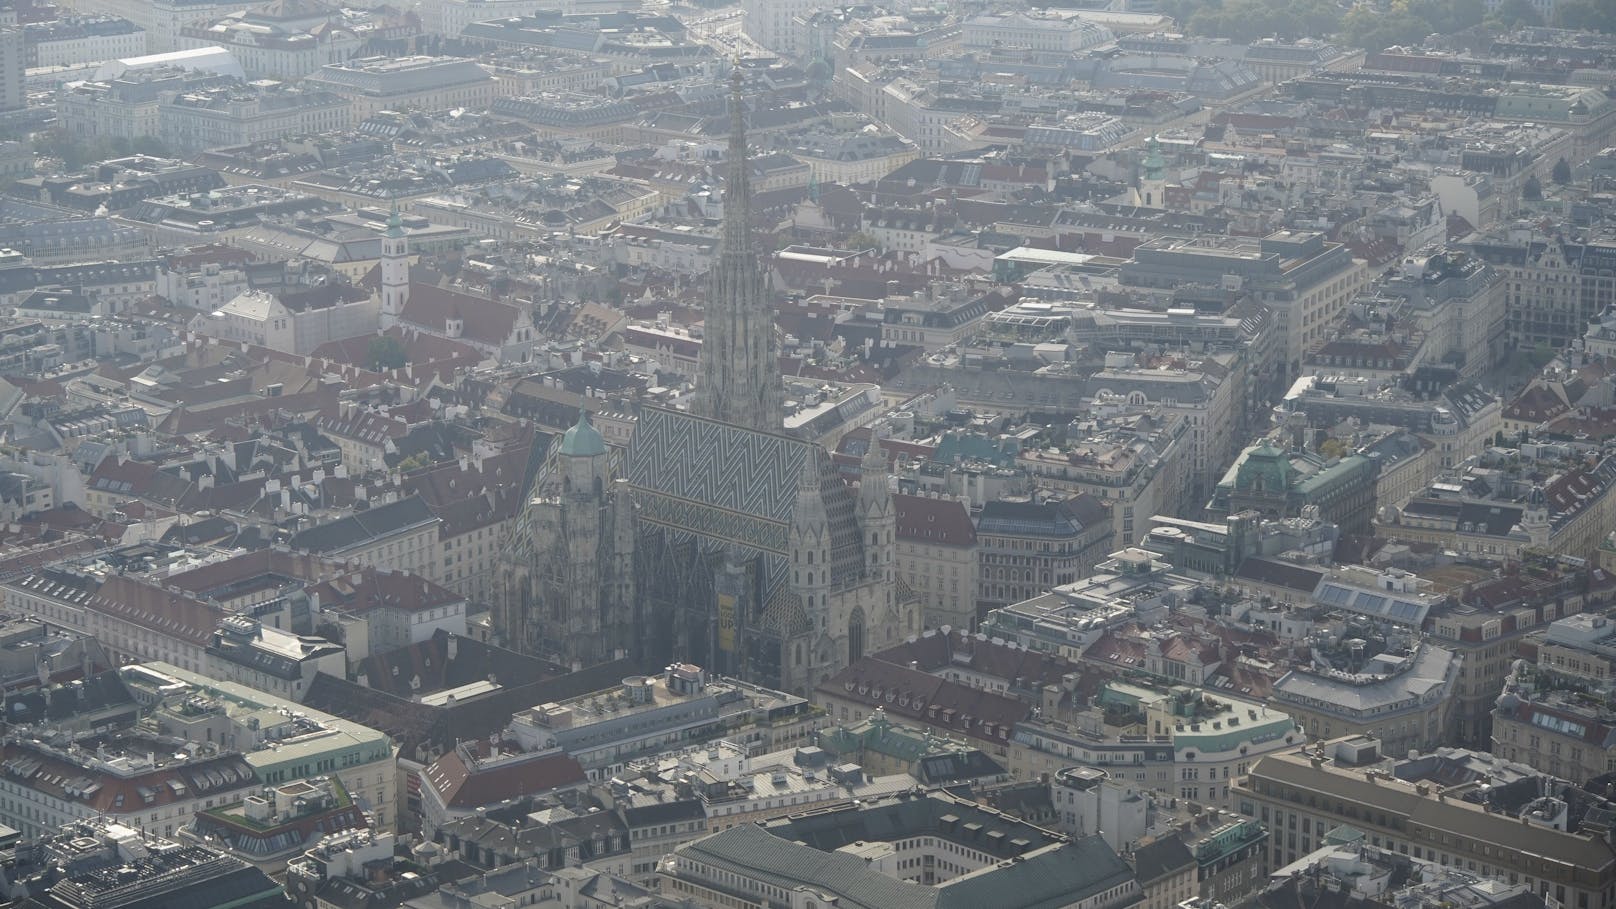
(693, 65), (784, 432)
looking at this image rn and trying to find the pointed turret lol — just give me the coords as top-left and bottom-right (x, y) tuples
(790, 459), (831, 629)
(858, 434), (890, 515)
(857, 435), (895, 583)
(694, 66), (784, 432)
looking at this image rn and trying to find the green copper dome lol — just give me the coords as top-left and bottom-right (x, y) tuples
(1235, 442), (1292, 493)
(560, 409), (606, 457)
(1142, 135), (1166, 181)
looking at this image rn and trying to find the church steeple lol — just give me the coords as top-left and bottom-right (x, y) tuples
(1136, 134), (1167, 209)
(694, 65), (784, 432)
(379, 203), (409, 328)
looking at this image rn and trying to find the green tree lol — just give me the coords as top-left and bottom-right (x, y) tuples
(1156, 0), (1206, 26)
(31, 129), (168, 171)
(130, 136), (172, 157)
(1486, 0), (1544, 28)
(1344, 6), (1433, 52)
(1552, 158), (1572, 185)
(1523, 174), (1543, 200)
(1405, 0), (1484, 32)
(846, 230), (882, 251)
(1528, 340), (1556, 368)
(1446, 0), (1489, 30)
(1556, 0), (1616, 31)
(1176, 0), (1344, 41)
(367, 335), (407, 371)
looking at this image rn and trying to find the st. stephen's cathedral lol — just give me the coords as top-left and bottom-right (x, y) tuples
(496, 70), (920, 696)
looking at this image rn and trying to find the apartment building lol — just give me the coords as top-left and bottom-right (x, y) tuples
(976, 494), (1112, 616)
(1236, 737), (1616, 909)
(892, 493), (978, 631)
(125, 662), (398, 831)
(1122, 231), (1370, 384)
(302, 55), (496, 120)
(287, 495), (443, 584)
(1271, 640), (1461, 759)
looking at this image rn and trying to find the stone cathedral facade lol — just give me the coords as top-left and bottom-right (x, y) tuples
(497, 71), (918, 695)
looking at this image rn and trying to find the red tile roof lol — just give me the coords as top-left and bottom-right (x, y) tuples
(399, 284), (522, 348)
(0, 740), (256, 817)
(873, 628), (1078, 690)
(423, 744), (587, 810)
(312, 569), (464, 616)
(309, 326), (483, 371)
(1082, 632), (1149, 670)
(90, 575), (223, 647)
(893, 494), (976, 547)
(1505, 385), (1569, 424)
(164, 549), (330, 594)
(818, 658), (1029, 746)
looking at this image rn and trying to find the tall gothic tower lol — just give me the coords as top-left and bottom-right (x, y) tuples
(501, 409), (635, 663)
(693, 67), (784, 432)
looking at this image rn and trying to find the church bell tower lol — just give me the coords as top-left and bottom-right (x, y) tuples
(693, 67), (785, 432)
(380, 206), (409, 328)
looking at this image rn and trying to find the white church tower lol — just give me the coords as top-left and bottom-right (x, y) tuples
(379, 206), (409, 328)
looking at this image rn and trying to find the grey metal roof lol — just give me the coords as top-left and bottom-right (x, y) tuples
(1273, 645), (1457, 718)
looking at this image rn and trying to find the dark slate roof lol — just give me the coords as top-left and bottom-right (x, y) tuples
(977, 495), (1107, 538)
(3, 670), (137, 725)
(303, 649), (636, 757)
(24, 850), (289, 909)
(1131, 833), (1196, 885)
(354, 629), (551, 699)
(913, 750), (1005, 785)
(622, 798), (706, 827)
(160, 515), (239, 546)
(1401, 498), (1463, 520)
(287, 495), (436, 554)
(1233, 557), (1325, 593)
(1455, 501), (1523, 537)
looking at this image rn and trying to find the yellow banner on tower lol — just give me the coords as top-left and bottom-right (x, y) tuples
(717, 594), (736, 652)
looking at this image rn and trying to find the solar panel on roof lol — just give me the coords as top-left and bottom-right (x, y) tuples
(1318, 584), (1350, 605)
(1389, 601), (1425, 622)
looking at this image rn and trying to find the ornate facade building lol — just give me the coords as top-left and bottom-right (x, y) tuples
(498, 71), (919, 695)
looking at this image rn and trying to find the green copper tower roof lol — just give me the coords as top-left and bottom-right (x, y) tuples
(560, 408), (606, 457)
(1142, 135), (1166, 181)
